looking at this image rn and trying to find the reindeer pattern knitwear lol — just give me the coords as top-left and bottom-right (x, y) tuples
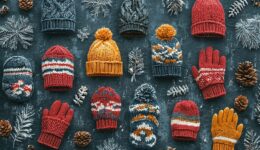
(2, 56), (33, 102)
(91, 87), (121, 130)
(42, 45), (74, 91)
(129, 83), (160, 149)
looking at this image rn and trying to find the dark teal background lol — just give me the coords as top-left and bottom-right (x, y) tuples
(0, 0), (259, 149)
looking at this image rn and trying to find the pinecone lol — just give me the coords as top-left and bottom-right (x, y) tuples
(27, 145), (35, 150)
(167, 146), (176, 150)
(73, 131), (92, 147)
(0, 120), (12, 137)
(235, 61), (258, 87)
(0, 5), (9, 15)
(19, 0), (33, 11)
(234, 95), (249, 112)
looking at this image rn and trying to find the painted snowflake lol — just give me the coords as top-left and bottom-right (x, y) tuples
(0, 15), (34, 50)
(82, 0), (112, 17)
(96, 138), (126, 150)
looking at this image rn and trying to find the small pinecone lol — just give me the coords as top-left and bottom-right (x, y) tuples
(235, 61), (258, 87)
(0, 120), (12, 137)
(27, 145), (35, 150)
(0, 5), (9, 15)
(234, 95), (249, 111)
(167, 146), (176, 150)
(73, 131), (92, 147)
(19, 0), (33, 11)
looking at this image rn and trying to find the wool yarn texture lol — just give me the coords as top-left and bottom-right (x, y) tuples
(129, 83), (160, 149)
(171, 100), (200, 141)
(86, 28), (123, 77)
(151, 24), (183, 77)
(119, 0), (149, 36)
(42, 45), (74, 91)
(91, 87), (121, 130)
(38, 100), (74, 149)
(192, 47), (226, 100)
(211, 107), (244, 150)
(191, 0), (226, 37)
(41, 0), (76, 33)
(2, 56), (33, 102)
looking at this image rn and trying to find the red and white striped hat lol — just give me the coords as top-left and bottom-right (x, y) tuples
(42, 45), (74, 91)
(171, 100), (200, 141)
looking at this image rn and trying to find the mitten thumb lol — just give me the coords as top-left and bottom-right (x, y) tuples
(192, 66), (199, 79)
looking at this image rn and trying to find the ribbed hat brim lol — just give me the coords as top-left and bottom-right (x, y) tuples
(42, 19), (76, 32)
(152, 64), (182, 77)
(192, 21), (226, 37)
(86, 61), (123, 77)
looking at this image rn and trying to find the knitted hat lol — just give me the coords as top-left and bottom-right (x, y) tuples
(129, 83), (160, 149)
(41, 0), (76, 33)
(91, 87), (121, 130)
(42, 45), (74, 91)
(151, 24), (183, 77)
(119, 0), (149, 36)
(86, 28), (123, 77)
(2, 56), (33, 102)
(191, 0), (226, 37)
(171, 100), (200, 141)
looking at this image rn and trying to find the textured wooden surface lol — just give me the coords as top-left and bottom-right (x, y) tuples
(0, 0), (259, 150)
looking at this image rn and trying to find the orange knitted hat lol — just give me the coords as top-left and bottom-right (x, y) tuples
(86, 28), (123, 77)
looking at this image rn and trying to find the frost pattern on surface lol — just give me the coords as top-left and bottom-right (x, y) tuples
(77, 27), (90, 42)
(82, 0), (112, 17)
(162, 0), (185, 15)
(128, 47), (144, 82)
(244, 129), (260, 150)
(0, 15), (33, 50)
(97, 138), (126, 150)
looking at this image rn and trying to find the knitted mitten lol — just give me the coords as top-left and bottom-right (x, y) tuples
(192, 47), (226, 100)
(129, 83), (160, 149)
(211, 107), (243, 150)
(91, 87), (121, 130)
(38, 100), (74, 149)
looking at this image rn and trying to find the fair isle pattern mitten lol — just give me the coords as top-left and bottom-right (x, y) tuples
(129, 83), (160, 148)
(151, 24), (183, 77)
(192, 47), (226, 100)
(42, 45), (74, 91)
(171, 100), (200, 141)
(91, 87), (121, 130)
(2, 56), (33, 102)
(211, 107), (244, 150)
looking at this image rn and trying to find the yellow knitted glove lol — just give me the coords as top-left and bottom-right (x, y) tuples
(211, 107), (244, 150)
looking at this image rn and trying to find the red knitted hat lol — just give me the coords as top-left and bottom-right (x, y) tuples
(191, 0), (226, 37)
(171, 100), (200, 141)
(91, 87), (121, 130)
(42, 45), (74, 91)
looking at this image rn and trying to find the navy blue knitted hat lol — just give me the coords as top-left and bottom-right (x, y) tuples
(129, 83), (160, 149)
(41, 0), (76, 33)
(2, 56), (33, 102)
(151, 24), (183, 77)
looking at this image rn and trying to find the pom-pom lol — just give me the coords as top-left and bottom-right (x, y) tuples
(155, 24), (176, 41)
(134, 83), (157, 102)
(234, 95), (249, 111)
(95, 28), (113, 41)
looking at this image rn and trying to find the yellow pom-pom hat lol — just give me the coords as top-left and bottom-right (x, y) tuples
(86, 28), (123, 76)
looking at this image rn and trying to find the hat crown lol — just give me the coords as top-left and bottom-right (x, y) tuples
(4, 56), (31, 68)
(43, 45), (74, 60)
(174, 100), (199, 116)
(92, 87), (121, 103)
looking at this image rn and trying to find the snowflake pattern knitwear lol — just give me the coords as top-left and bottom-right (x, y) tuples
(151, 24), (183, 77)
(41, 0), (76, 32)
(2, 56), (33, 102)
(42, 45), (74, 91)
(171, 100), (200, 141)
(86, 28), (123, 77)
(38, 100), (74, 149)
(192, 0), (226, 37)
(91, 87), (121, 130)
(192, 47), (226, 100)
(129, 83), (160, 149)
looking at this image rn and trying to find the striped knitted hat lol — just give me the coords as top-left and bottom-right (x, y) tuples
(151, 24), (183, 77)
(91, 87), (121, 130)
(2, 56), (33, 102)
(171, 100), (200, 141)
(42, 45), (74, 91)
(129, 83), (160, 149)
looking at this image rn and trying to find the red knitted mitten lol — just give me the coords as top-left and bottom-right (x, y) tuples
(38, 100), (74, 149)
(192, 47), (226, 100)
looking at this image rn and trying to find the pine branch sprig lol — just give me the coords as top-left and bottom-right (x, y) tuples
(244, 129), (260, 150)
(228, 0), (248, 17)
(255, 84), (260, 125)
(167, 84), (189, 97)
(128, 47), (144, 82)
(11, 104), (35, 148)
(162, 0), (185, 15)
(73, 85), (88, 106)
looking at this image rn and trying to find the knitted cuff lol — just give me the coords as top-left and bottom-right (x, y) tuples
(38, 132), (61, 149)
(44, 74), (73, 91)
(152, 64), (182, 77)
(172, 129), (198, 141)
(96, 119), (118, 130)
(202, 84), (226, 100)
(213, 142), (234, 150)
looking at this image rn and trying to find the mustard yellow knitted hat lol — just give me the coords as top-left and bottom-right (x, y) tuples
(86, 28), (123, 77)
